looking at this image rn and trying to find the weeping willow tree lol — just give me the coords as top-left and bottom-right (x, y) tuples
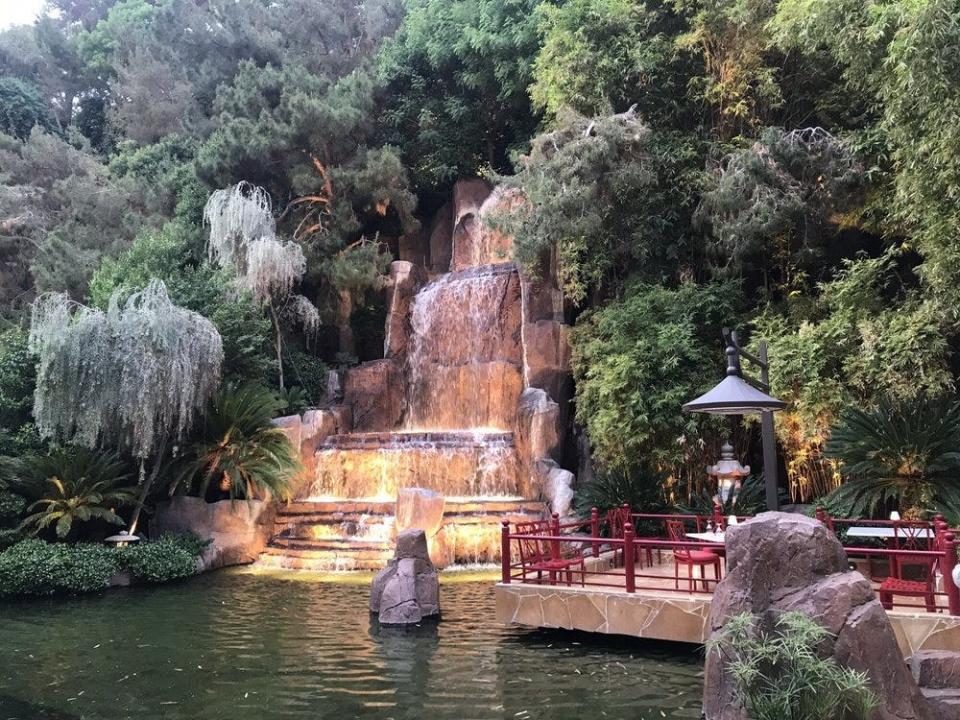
(29, 280), (224, 531)
(204, 182), (319, 389)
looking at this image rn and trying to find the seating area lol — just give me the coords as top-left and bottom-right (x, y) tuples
(500, 509), (960, 615)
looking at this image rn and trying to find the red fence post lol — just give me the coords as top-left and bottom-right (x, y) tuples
(624, 522), (636, 594)
(815, 506), (826, 524)
(500, 520), (511, 584)
(591, 507), (600, 557)
(942, 532), (960, 616)
(551, 513), (561, 560)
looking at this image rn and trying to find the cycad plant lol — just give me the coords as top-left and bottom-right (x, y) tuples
(709, 612), (878, 720)
(17, 448), (136, 540)
(170, 383), (299, 501)
(823, 396), (960, 519)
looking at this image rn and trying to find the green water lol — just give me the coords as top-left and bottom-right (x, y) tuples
(0, 571), (704, 720)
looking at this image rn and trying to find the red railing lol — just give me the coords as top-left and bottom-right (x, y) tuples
(499, 510), (960, 615)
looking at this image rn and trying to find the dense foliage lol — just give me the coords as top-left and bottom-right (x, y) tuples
(171, 383), (299, 501)
(0, 533), (206, 597)
(2, 0), (960, 512)
(824, 397), (960, 520)
(16, 448), (136, 539)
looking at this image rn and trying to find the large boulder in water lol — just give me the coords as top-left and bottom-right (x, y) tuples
(704, 512), (933, 720)
(395, 488), (452, 567)
(370, 529), (441, 625)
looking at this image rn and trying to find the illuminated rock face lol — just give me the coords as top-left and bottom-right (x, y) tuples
(263, 180), (574, 569)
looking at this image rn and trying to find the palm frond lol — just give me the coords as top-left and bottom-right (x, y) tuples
(824, 396), (960, 518)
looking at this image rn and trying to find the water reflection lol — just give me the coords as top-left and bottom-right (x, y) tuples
(0, 573), (703, 720)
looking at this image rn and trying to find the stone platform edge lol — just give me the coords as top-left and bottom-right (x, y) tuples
(494, 582), (960, 656)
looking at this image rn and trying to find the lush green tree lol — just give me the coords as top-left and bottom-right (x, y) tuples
(771, 0), (960, 319)
(699, 126), (863, 294)
(491, 108), (701, 303)
(570, 280), (741, 478)
(29, 281), (224, 530)
(0, 128), (152, 303)
(0, 78), (51, 140)
(673, 0), (782, 139)
(753, 248), (953, 501)
(88, 222), (276, 385)
(377, 0), (542, 193)
(0, 329), (41, 457)
(824, 397), (960, 520)
(531, 0), (692, 126)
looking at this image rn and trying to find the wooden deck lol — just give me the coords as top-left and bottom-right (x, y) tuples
(495, 552), (960, 657)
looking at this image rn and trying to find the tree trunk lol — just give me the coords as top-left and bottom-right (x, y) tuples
(128, 433), (169, 535)
(270, 301), (285, 391)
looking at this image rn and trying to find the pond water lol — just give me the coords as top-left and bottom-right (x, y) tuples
(0, 571), (704, 720)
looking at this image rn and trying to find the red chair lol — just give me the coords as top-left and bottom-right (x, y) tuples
(878, 521), (937, 612)
(666, 519), (722, 592)
(515, 521), (585, 587)
(606, 507), (628, 566)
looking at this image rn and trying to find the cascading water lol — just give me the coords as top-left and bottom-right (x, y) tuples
(405, 263), (523, 431)
(260, 195), (551, 571)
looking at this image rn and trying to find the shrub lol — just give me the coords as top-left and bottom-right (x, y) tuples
(0, 539), (121, 596)
(0, 533), (207, 597)
(708, 611), (878, 720)
(171, 383), (299, 500)
(121, 533), (205, 583)
(15, 448), (136, 540)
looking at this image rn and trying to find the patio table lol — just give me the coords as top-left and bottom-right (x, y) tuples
(845, 527), (934, 540)
(685, 531), (726, 544)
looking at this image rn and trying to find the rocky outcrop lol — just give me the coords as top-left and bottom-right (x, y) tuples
(539, 460), (574, 518)
(450, 179), (493, 271)
(911, 652), (960, 720)
(384, 260), (426, 361)
(370, 529), (441, 625)
(704, 512), (933, 720)
(152, 497), (276, 571)
(516, 387), (561, 464)
(342, 359), (405, 431)
(428, 201), (454, 276)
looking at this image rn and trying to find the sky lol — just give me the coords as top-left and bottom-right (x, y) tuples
(0, 0), (46, 29)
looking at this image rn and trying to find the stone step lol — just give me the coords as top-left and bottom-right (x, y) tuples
(277, 500), (396, 515)
(268, 537), (391, 552)
(255, 553), (384, 572)
(921, 688), (960, 720)
(912, 651), (960, 690)
(319, 430), (515, 450)
(261, 545), (391, 561)
(275, 499), (547, 517)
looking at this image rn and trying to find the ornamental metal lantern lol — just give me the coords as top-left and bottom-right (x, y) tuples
(683, 346), (786, 415)
(104, 530), (140, 548)
(707, 442), (750, 504)
(683, 330), (786, 511)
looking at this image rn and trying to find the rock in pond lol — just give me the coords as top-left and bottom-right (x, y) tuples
(703, 511), (934, 720)
(370, 529), (441, 626)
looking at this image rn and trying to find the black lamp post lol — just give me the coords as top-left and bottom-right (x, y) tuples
(683, 329), (786, 511)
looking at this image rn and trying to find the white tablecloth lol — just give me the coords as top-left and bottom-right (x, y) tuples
(845, 527), (934, 539)
(685, 531), (725, 544)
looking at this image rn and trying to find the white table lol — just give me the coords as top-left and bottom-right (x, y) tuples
(845, 526), (934, 539)
(686, 531), (726, 544)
